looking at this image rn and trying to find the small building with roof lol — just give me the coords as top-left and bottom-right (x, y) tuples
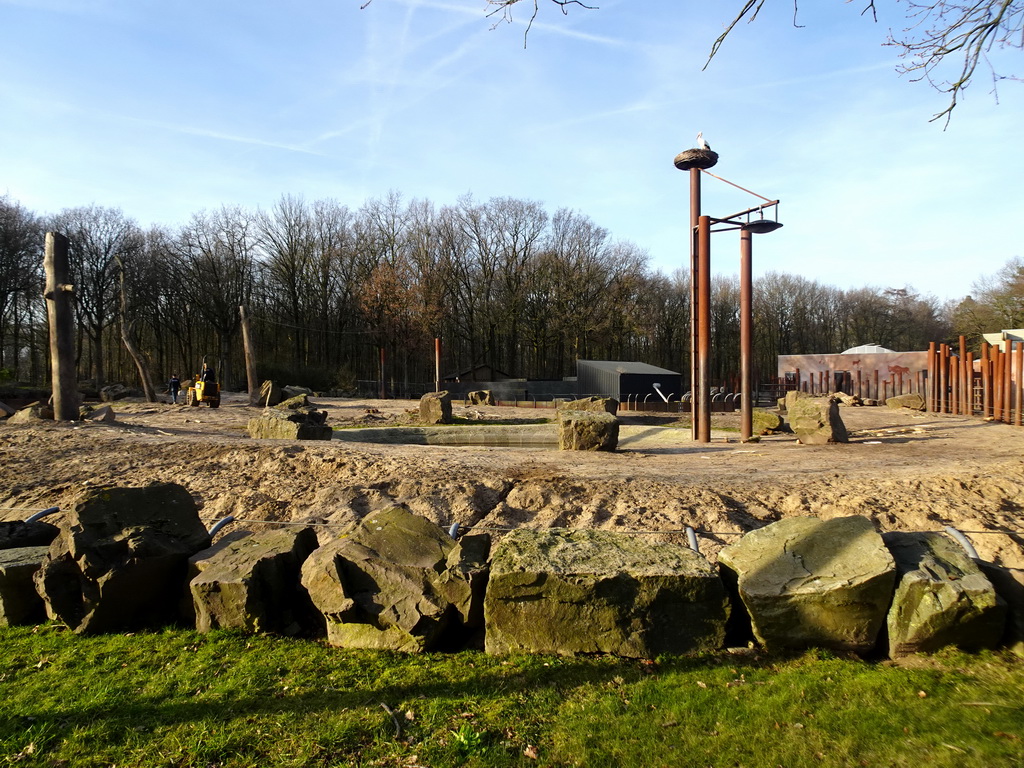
(576, 360), (683, 402)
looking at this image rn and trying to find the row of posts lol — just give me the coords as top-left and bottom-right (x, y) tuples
(782, 369), (925, 401)
(927, 337), (1024, 425)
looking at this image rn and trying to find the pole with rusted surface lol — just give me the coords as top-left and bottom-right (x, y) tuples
(674, 145), (718, 441)
(1015, 341), (1023, 427)
(939, 344), (948, 413)
(44, 232), (79, 421)
(1002, 342), (1013, 423)
(980, 342), (991, 418)
(239, 305), (259, 407)
(739, 226), (753, 441)
(992, 347), (1003, 421)
(697, 215), (712, 443)
(959, 336), (968, 415)
(690, 168), (701, 442)
(966, 352), (975, 415)
(926, 342), (937, 412)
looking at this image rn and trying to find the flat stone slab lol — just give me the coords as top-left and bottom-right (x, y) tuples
(718, 516), (896, 653)
(0, 546), (50, 626)
(484, 529), (728, 657)
(884, 531), (1005, 657)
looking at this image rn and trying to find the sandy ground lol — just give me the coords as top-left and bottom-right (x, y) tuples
(2, 394), (1023, 566)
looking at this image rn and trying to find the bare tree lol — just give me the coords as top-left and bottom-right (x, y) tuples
(0, 196), (42, 378)
(474, 0), (1021, 121)
(711, 1), (1022, 123)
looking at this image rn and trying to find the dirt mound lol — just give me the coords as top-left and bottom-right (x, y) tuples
(2, 394), (1022, 567)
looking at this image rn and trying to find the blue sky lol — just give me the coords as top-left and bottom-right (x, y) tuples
(2, 0), (1021, 302)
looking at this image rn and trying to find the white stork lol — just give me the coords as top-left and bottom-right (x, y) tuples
(696, 131), (711, 151)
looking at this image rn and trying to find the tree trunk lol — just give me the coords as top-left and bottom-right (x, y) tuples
(239, 304), (259, 406)
(44, 232), (80, 420)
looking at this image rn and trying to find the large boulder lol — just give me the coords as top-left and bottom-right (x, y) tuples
(80, 404), (116, 423)
(0, 520), (59, 550)
(8, 403), (54, 423)
(300, 507), (488, 651)
(884, 532), (1005, 657)
(558, 409), (619, 451)
(99, 383), (131, 402)
(33, 483), (211, 634)
(247, 407), (333, 440)
(485, 529), (728, 656)
(189, 527), (319, 635)
(786, 393), (848, 445)
(557, 396), (619, 416)
(751, 408), (784, 435)
(282, 385), (314, 399)
(0, 546), (50, 626)
(886, 393), (926, 411)
(718, 516), (896, 653)
(419, 391), (453, 425)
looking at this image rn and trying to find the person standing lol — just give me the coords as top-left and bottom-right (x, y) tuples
(168, 374), (181, 404)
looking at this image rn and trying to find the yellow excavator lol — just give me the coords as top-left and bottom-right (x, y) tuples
(186, 358), (220, 408)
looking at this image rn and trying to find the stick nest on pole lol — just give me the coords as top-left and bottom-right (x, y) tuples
(673, 149), (719, 171)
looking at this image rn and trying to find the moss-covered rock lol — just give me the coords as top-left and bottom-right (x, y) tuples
(718, 516), (896, 653)
(884, 532), (1005, 657)
(484, 529), (728, 657)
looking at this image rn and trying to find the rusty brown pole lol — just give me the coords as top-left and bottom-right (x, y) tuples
(1015, 341), (1023, 427)
(795, 368), (801, 394)
(690, 168), (701, 442)
(926, 342), (937, 412)
(44, 232), (79, 421)
(959, 336), (969, 415)
(940, 343), (949, 413)
(739, 226), (753, 441)
(697, 215), (712, 443)
(993, 347), (1003, 421)
(378, 346), (386, 399)
(980, 342), (991, 418)
(966, 352), (975, 415)
(1003, 342), (1013, 423)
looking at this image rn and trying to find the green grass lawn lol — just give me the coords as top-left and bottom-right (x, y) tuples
(2, 626), (1022, 767)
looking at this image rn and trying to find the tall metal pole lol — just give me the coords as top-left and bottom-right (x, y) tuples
(697, 215), (712, 443)
(44, 232), (79, 421)
(739, 227), (753, 441)
(689, 168), (701, 441)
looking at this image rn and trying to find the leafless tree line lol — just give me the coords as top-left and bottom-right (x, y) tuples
(1, 192), (965, 398)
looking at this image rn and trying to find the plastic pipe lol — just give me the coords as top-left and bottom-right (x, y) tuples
(944, 526), (979, 559)
(207, 515), (236, 537)
(24, 506), (59, 523)
(685, 526), (700, 554)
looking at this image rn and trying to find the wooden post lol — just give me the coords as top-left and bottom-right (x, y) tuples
(940, 344), (949, 413)
(44, 232), (79, 421)
(239, 305), (259, 407)
(966, 352), (975, 415)
(873, 369), (879, 401)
